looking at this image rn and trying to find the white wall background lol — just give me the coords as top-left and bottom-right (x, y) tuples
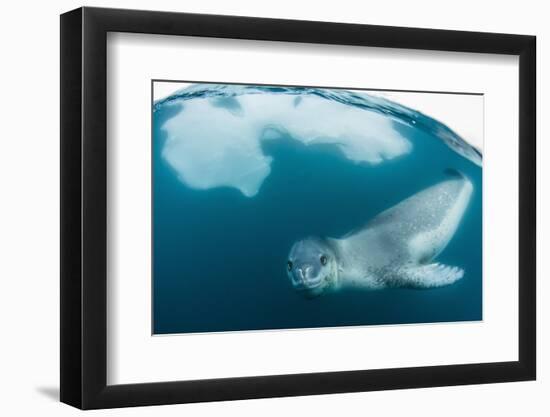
(0, 0), (545, 415)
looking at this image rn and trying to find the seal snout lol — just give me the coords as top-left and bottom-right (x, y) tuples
(291, 264), (321, 289)
(297, 266), (312, 281)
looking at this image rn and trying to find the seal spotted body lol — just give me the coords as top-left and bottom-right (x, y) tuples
(287, 171), (473, 297)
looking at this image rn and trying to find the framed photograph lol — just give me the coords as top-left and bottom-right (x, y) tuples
(60, 7), (536, 409)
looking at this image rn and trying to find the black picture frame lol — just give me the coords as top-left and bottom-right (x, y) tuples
(60, 6), (536, 410)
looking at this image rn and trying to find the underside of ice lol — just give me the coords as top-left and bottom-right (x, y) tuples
(155, 84), (481, 197)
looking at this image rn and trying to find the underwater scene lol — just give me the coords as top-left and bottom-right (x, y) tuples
(152, 82), (483, 335)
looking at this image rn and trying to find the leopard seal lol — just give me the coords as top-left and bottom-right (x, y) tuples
(286, 170), (473, 298)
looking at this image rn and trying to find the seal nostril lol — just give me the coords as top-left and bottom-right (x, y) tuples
(297, 266), (314, 283)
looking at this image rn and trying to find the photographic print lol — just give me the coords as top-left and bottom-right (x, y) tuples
(152, 81), (483, 335)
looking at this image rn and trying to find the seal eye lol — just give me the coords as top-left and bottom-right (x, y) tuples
(287, 261), (293, 271)
(320, 255), (327, 266)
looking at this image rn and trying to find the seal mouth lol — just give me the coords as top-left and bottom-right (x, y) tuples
(293, 280), (325, 298)
(291, 275), (324, 291)
(293, 281), (323, 291)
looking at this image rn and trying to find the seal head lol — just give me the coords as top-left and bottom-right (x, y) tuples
(287, 237), (339, 298)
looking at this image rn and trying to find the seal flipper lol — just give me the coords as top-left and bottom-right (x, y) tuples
(390, 263), (464, 289)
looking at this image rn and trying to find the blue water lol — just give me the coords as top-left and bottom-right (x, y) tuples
(152, 84), (482, 334)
